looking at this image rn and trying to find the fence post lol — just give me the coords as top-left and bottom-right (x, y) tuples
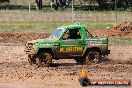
(115, 0), (117, 22)
(29, 3), (31, 22)
(72, 0), (74, 23)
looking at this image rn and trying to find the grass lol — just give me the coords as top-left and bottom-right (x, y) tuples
(0, 8), (131, 45)
(109, 37), (132, 45)
(0, 10), (131, 22)
(84, 22), (115, 30)
(0, 22), (70, 33)
(0, 22), (132, 45)
(0, 21), (116, 33)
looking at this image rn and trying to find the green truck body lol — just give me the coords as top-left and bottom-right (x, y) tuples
(25, 23), (110, 66)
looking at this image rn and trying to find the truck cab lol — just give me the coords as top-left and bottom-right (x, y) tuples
(25, 23), (110, 66)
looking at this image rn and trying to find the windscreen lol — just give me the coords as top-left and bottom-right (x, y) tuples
(49, 28), (63, 39)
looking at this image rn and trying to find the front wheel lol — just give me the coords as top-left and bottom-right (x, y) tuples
(85, 51), (101, 64)
(43, 53), (52, 67)
(37, 52), (52, 67)
(28, 55), (36, 65)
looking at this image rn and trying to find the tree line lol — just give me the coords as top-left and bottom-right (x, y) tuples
(0, 0), (131, 10)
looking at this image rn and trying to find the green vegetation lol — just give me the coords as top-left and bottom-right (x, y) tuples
(109, 37), (132, 45)
(0, 22), (115, 33)
(0, 22), (69, 33)
(1, 10), (131, 22)
(0, 22), (132, 45)
(0, 1), (131, 46)
(84, 22), (115, 30)
(0, 0), (131, 10)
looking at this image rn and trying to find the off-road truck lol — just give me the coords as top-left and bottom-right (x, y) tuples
(25, 23), (110, 66)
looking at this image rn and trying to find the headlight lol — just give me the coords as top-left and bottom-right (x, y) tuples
(26, 43), (33, 49)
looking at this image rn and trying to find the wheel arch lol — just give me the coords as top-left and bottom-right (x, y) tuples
(83, 47), (101, 57)
(37, 48), (54, 58)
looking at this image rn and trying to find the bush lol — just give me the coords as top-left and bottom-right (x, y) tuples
(96, 0), (131, 10)
(0, 0), (10, 3)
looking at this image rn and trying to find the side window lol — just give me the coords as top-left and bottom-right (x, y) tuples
(63, 29), (81, 40)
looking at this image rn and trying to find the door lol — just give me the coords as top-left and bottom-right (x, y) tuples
(59, 28), (85, 58)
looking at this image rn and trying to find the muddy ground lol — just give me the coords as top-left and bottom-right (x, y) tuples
(0, 22), (132, 88)
(0, 43), (131, 88)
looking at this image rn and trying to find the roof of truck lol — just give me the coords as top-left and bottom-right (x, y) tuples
(59, 22), (86, 30)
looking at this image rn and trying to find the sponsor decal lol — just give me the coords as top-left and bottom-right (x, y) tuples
(60, 47), (83, 52)
(36, 43), (50, 46)
(90, 80), (130, 85)
(79, 68), (131, 86)
(88, 40), (102, 45)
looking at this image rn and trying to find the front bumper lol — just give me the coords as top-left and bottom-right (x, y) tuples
(25, 42), (37, 55)
(25, 48), (36, 55)
(25, 44), (36, 55)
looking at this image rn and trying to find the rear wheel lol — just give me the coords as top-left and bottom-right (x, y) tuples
(85, 51), (101, 64)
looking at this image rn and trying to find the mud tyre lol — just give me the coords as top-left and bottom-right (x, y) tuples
(43, 53), (52, 67)
(37, 52), (52, 67)
(85, 51), (101, 65)
(36, 58), (42, 67)
(28, 55), (36, 65)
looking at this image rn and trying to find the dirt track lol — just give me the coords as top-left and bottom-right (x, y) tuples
(0, 22), (132, 88)
(0, 42), (131, 88)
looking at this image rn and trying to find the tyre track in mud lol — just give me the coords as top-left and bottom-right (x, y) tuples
(0, 22), (131, 87)
(0, 43), (131, 88)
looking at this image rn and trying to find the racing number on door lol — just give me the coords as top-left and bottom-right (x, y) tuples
(60, 47), (83, 53)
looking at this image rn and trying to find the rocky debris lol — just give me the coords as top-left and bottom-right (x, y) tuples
(114, 22), (132, 32)
(92, 22), (132, 37)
